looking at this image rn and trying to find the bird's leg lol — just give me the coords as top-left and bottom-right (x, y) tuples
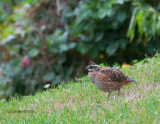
(118, 89), (120, 96)
(108, 93), (111, 97)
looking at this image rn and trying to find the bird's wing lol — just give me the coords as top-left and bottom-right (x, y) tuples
(99, 67), (129, 83)
(97, 73), (116, 85)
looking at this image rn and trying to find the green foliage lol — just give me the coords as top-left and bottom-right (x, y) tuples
(70, 0), (130, 57)
(127, 1), (160, 54)
(0, 0), (160, 99)
(128, 1), (160, 41)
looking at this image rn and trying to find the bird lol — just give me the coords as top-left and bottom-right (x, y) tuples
(86, 61), (137, 97)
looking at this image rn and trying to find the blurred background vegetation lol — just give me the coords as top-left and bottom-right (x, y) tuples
(0, 0), (160, 99)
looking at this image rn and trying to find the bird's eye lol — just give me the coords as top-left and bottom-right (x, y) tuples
(90, 66), (93, 69)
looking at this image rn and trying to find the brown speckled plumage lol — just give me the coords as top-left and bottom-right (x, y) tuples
(86, 62), (137, 97)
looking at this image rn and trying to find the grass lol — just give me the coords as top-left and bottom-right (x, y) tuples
(0, 54), (160, 123)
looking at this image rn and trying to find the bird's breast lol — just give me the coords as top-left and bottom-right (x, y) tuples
(88, 71), (97, 84)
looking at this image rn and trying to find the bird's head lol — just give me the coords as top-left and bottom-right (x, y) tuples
(86, 61), (101, 72)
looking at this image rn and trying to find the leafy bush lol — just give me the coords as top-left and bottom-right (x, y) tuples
(0, 0), (160, 99)
(127, 1), (160, 54)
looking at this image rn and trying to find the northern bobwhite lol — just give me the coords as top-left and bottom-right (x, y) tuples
(86, 61), (137, 97)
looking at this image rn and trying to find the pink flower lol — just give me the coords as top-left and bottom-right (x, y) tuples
(21, 56), (30, 68)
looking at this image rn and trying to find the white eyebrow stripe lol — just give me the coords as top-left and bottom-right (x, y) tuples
(88, 65), (101, 68)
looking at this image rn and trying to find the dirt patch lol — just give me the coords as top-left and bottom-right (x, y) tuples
(124, 82), (160, 103)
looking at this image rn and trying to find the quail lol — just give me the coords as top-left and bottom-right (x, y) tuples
(86, 61), (137, 97)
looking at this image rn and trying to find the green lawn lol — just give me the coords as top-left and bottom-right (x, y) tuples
(0, 54), (160, 123)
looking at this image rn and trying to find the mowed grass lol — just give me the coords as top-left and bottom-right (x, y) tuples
(0, 54), (160, 123)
